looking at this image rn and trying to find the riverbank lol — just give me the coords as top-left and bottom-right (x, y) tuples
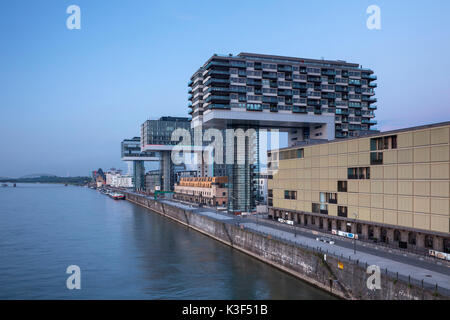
(124, 191), (448, 300)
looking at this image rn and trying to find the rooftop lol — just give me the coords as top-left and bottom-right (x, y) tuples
(271, 121), (450, 152)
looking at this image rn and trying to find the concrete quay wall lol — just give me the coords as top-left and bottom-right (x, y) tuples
(125, 193), (446, 300)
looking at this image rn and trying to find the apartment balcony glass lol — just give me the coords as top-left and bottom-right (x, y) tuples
(208, 104), (231, 110)
(206, 60), (229, 68)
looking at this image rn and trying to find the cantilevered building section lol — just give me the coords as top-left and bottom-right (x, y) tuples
(141, 116), (192, 191)
(189, 52), (377, 143)
(268, 122), (450, 253)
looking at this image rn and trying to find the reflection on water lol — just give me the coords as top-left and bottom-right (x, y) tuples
(0, 184), (335, 299)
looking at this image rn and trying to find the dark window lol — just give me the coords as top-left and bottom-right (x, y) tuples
(312, 203), (320, 213)
(326, 193), (337, 204)
(338, 206), (348, 217)
(268, 189), (273, 197)
(348, 167), (370, 179)
(338, 180), (347, 192)
(370, 152), (383, 165)
(370, 135), (397, 151)
(284, 190), (297, 200)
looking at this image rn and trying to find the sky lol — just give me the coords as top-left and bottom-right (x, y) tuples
(0, 0), (449, 177)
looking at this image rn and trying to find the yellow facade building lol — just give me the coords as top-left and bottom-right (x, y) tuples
(268, 122), (450, 253)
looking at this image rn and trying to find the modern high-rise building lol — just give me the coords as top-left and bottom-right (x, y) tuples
(188, 53), (378, 212)
(188, 52), (377, 143)
(268, 122), (450, 253)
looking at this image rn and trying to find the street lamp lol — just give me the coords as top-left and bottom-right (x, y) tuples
(353, 212), (358, 255)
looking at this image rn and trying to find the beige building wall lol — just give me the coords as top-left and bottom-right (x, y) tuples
(268, 123), (450, 234)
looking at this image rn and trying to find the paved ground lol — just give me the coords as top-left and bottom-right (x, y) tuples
(126, 192), (450, 294)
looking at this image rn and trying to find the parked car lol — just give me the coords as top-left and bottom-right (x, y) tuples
(316, 237), (335, 245)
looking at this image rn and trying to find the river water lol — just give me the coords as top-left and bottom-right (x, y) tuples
(0, 184), (334, 299)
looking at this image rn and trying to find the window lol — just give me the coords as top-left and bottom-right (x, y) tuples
(326, 193), (337, 204)
(268, 189), (273, 197)
(284, 190), (297, 200)
(312, 203), (320, 213)
(280, 148), (304, 160)
(338, 181), (347, 192)
(370, 152), (383, 165)
(370, 135), (397, 151)
(348, 167), (370, 179)
(338, 206), (348, 217)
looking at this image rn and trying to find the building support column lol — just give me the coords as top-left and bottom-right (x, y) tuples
(400, 231), (408, 243)
(306, 215), (312, 226)
(373, 226), (381, 240)
(300, 214), (305, 225)
(331, 219), (337, 231)
(323, 218), (328, 231)
(386, 229), (394, 244)
(433, 236), (444, 252)
(416, 233), (425, 249)
(361, 225), (369, 239)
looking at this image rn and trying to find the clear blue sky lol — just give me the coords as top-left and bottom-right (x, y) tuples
(0, 0), (449, 177)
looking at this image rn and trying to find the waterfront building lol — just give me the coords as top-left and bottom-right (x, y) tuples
(173, 176), (228, 207)
(188, 52), (377, 212)
(121, 137), (159, 191)
(141, 117), (192, 191)
(268, 121), (450, 253)
(105, 168), (123, 186)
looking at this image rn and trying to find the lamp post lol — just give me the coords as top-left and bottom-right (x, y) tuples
(353, 212), (358, 255)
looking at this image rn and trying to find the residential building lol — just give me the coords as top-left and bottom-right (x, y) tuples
(188, 53), (378, 212)
(174, 176), (228, 206)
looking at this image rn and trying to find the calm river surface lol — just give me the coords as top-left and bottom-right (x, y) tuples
(0, 184), (335, 299)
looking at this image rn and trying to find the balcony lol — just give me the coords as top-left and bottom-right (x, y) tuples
(262, 72), (277, 79)
(277, 65), (292, 72)
(246, 104), (263, 111)
(321, 70), (336, 76)
(278, 89), (293, 96)
(366, 97), (377, 103)
(205, 95), (230, 103)
(188, 80), (193, 86)
(369, 82), (377, 88)
(247, 79), (262, 86)
(206, 60), (229, 68)
(204, 78), (229, 86)
(208, 104), (231, 110)
(292, 106), (307, 113)
(369, 105), (377, 110)
(206, 69), (230, 76)
(335, 109), (349, 115)
(230, 61), (246, 68)
(362, 119), (377, 125)
(307, 76), (321, 83)
(322, 93), (336, 99)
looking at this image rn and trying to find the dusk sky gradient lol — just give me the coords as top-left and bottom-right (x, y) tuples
(0, 0), (449, 177)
